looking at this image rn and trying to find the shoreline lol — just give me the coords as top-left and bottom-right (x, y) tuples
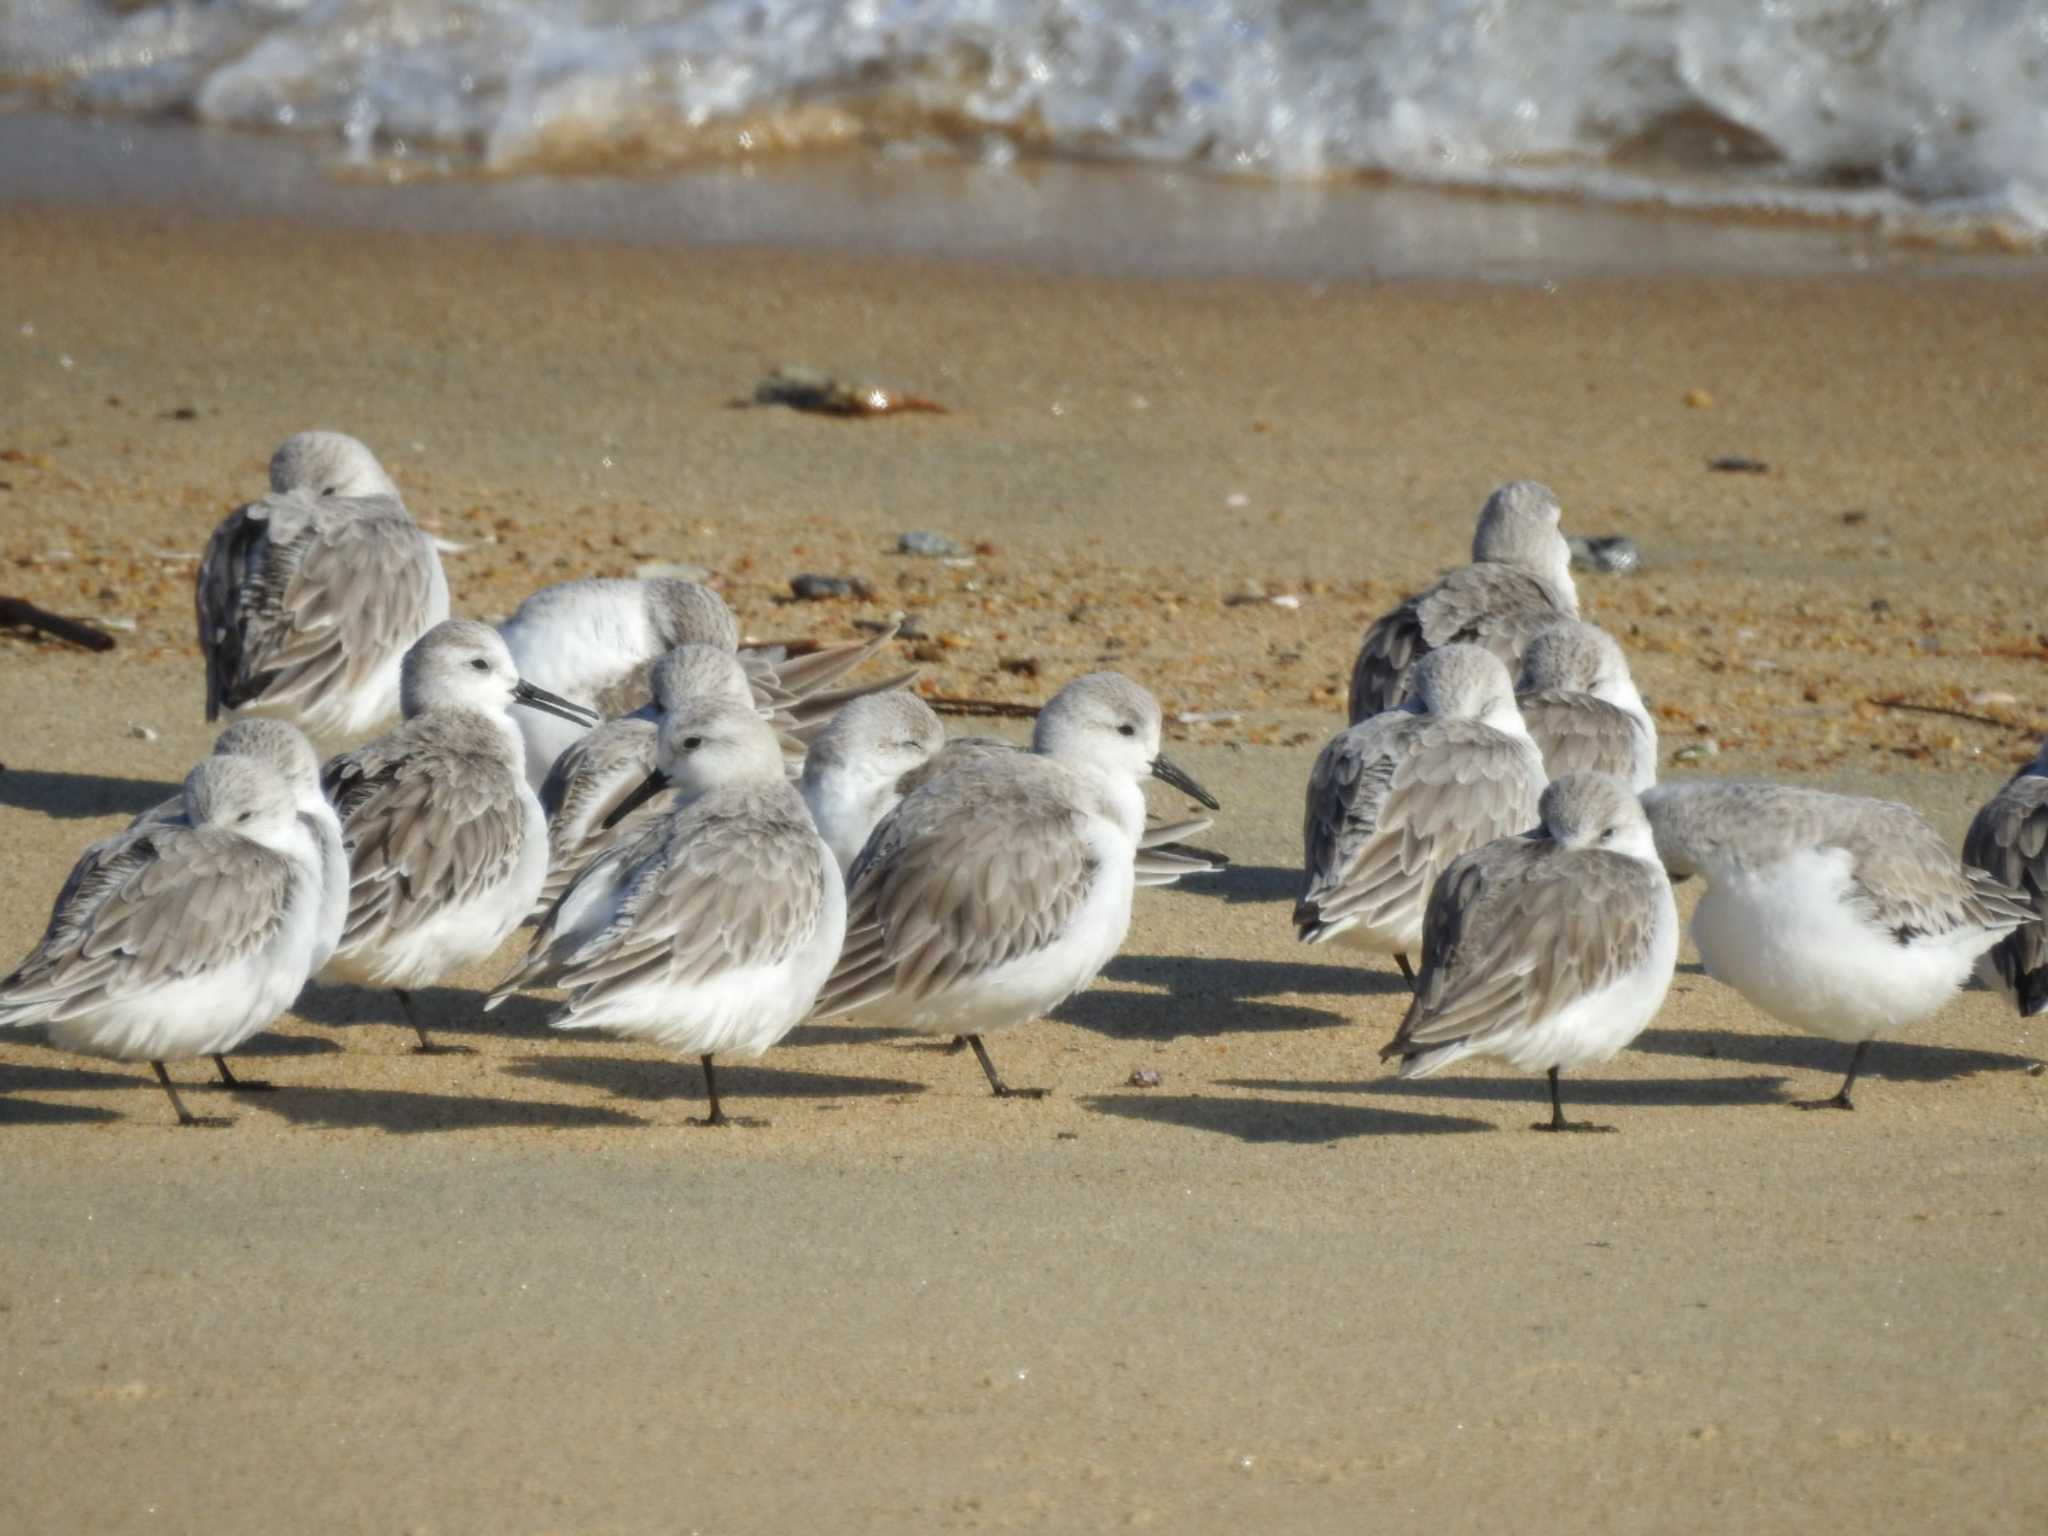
(6, 109), (2046, 284)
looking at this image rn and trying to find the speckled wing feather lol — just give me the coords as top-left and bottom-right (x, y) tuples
(534, 716), (665, 907)
(1347, 563), (1569, 723)
(322, 717), (527, 953)
(1383, 839), (1664, 1059)
(519, 785), (828, 1013)
(1963, 774), (2048, 1012)
(1518, 691), (1645, 782)
(1296, 715), (1541, 942)
(196, 489), (436, 721)
(1, 828), (293, 1020)
(814, 761), (1102, 1019)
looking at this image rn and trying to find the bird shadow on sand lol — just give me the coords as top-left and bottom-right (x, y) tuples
(779, 1022), (926, 1049)
(0, 1095), (123, 1126)
(503, 1054), (927, 1106)
(246, 1085), (648, 1134)
(1221, 1072), (1795, 1112)
(0, 1059), (151, 1094)
(290, 983), (562, 1044)
(1081, 1092), (1493, 1143)
(228, 1031), (343, 1059)
(0, 766), (179, 821)
(1189, 862), (1301, 908)
(1048, 952), (1405, 1041)
(1635, 1028), (2037, 1084)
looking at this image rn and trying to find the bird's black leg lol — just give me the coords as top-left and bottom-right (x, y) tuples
(696, 1054), (730, 1127)
(944, 1035), (970, 1054)
(151, 1062), (226, 1128)
(212, 1055), (274, 1092)
(689, 1053), (766, 1128)
(967, 1035), (1048, 1100)
(1395, 953), (1417, 993)
(1531, 1066), (1616, 1134)
(1796, 1039), (1870, 1112)
(396, 989), (469, 1055)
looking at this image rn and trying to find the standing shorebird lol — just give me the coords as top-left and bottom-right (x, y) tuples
(320, 621), (598, 1051)
(1298, 645), (1548, 991)
(1347, 480), (1578, 723)
(1643, 779), (2034, 1110)
(196, 431), (450, 743)
(1, 756), (328, 1122)
(490, 700), (847, 1127)
(810, 672), (1218, 1099)
(1382, 774), (1678, 1133)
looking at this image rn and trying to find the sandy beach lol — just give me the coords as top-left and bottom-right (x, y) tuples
(3, 186), (2047, 1532)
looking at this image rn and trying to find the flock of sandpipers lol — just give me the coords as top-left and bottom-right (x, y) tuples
(3, 432), (2044, 1130)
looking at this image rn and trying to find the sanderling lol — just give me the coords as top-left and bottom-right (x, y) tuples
(799, 692), (948, 872)
(1298, 645), (1548, 989)
(1381, 773), (1678, 1132)
(1347, 480), (1578, 723)
(811, 672), (1218, 1098)
(489, 699), (846, 1127)
(319, 620), (598, 1051)
(196, 431), (450, 743)
(1643, 779), (2034, 1109)
(533, 644), (764, 913)
(1961, 735), (2048, 1018)
(1, 756), (328, 1123)
(1514, 620), (1658, 791)
(497, 576), (908, 787)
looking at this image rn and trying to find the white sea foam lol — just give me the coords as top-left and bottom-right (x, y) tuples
(2, 0), (2043, 245)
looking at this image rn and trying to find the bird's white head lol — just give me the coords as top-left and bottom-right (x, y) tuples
(1540, 772), (1657, 860)
(645, 580), (741, 653)
(183, 754), (301, 849)
(1407, 644), (1520, 727)
(649, 643), (755, 715)
(1033, 671), (1218, 811)
(400, 619), (600, 728)
(1472, 479), (1573, 600)
(1516, 620), (1630, 697)
(268, 431), (401, 501)
(211, 718), (323, 803)
(801, 692), (946, 790)
(654, 699), (788, 796)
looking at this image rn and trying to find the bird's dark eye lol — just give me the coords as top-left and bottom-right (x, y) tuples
(238, 811), (253, 823)
(1117, 723), (1136, 737)
(321, 485), (340, 497)
(682, 736), (704, 751)
(1599, 828), (1613, 842)
(470, 658), (490, 671)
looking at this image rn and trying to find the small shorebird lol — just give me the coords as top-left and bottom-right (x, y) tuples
(1643, 779), (2034, 1109)
(809, 671), (1218, 1098)
(1298, 645), (1548, 990)
(1, 756), (328, 1123)
(1381, 773), (1678, 1132)
(490, 699), (847, 1127)
(798, 691), (948, 873)
(98, 717), (349, 974)
(1513, 619), (1658, 791)
(1347, 480), (1578, 723)
(496, 576), (909, 787)
(1962, 735), (2048, 1018)
(534, 644), (765, 913)
(320, 620), (598, 1051)
(196, 430), (450, 743)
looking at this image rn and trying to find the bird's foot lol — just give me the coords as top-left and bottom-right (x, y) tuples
(1532, 1119), (1617, 1134)
(1794, 1092), (1854, 1112)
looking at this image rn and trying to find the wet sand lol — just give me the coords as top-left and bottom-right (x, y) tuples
(2, 196), (2046, 1533)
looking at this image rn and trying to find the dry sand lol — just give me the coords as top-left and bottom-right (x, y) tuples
(2, 197), (2046, 1533)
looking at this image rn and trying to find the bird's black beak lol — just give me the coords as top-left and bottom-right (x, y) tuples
(602, 768), (671, 829)
(512, 679), (601, 727)
(1149, 754), (1219, 810)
